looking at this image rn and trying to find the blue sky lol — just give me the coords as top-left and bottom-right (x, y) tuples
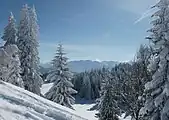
(0, 0), (158, 63)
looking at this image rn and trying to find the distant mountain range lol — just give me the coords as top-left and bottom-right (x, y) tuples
(40, 60), (119, 73)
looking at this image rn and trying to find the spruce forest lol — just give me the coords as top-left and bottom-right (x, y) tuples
(0, 1), (169, 120)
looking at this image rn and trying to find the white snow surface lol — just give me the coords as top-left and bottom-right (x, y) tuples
(73, 104), (97, 120)
(41, 82), (53, 95)
(0, 81), (87, 120)
(73, 104), (131, 120)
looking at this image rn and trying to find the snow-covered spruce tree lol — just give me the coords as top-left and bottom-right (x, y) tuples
(0, 46), (10, 82)
(121, 62), (148, 120)
(96, 68), (121, 119)
(1, 12), (17, 46)
(98, 82), (119, 120)
(0, 45), (24, 87)
(17, 4), (42, 95)
(29, 5), (42, 94)
(139, 0), (169, 120)
(29, 5), (41, 71)
(110, 63), (132, 117)
(136, 44), (152, 86)
(45, 44), (77, 109)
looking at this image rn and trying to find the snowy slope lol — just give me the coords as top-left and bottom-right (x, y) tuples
(0, 81), (87, 120)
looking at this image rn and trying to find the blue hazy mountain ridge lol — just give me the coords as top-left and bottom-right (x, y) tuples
(40, 60), (119, 73)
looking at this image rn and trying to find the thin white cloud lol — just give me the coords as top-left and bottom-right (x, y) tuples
(116, 0), (157, 15)
(114, 0), (159, 24)
(134, 8), (156, 24)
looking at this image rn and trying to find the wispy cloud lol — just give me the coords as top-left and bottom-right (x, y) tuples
(116, 0), (157, 15)
(134, 8), (156, 24)
(115, 0), (158, 24)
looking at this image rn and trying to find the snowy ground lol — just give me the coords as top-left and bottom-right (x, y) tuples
(0, 81), (87, 120)
(73, 104), (131, 120)
(42, 83), (131, 120)
(73, 104), (97, 120)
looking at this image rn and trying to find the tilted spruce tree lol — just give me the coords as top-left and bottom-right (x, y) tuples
(5, 45), (24, 87)
(0, 46), (11, 82)
(17, 4), (42, 94)
(140, 0), (169, 119)
(45, 44), (77, 109)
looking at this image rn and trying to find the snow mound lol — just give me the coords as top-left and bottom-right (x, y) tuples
(0, 81), (87, 120)
(41, 82), (53, 95)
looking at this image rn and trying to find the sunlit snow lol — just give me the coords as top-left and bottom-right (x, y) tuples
(0, 81), (87, 120)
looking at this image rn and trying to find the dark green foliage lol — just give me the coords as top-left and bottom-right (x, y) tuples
(72, 68), (108, 100)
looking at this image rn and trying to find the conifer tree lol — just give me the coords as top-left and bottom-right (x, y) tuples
(17, 4), (42, 95)
(1, 12), (17, 46)
(0, 45), (23, 87)
(140, 0), (169, 119)
(29, 5), (42, 94)
(5, 45), (24, 87)
(45, 44), (77, 109)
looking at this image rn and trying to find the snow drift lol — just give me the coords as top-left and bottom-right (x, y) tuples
(0, 81), (87, 120)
